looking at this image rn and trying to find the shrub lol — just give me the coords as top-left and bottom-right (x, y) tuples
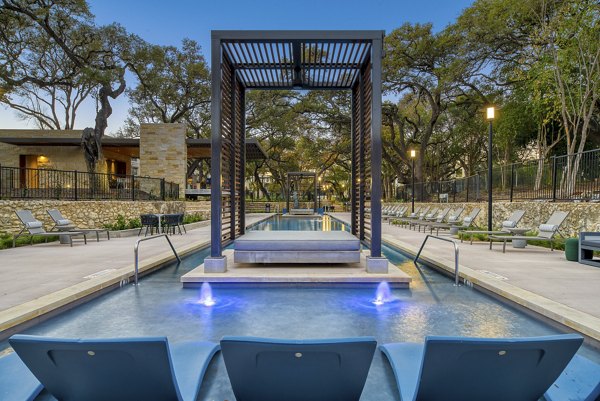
(183, 213), (206, 224)
(0, 232), (59, 250)
(103, 214), (142, 231)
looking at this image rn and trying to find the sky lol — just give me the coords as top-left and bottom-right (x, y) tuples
(0, 0), (475, 134)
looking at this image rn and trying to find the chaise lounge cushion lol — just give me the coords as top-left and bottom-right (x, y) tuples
(56, 219), (73, 226)
(539, 224), (558, 232)
(235, 231), (360, 251)
(25, 221), (43, 229)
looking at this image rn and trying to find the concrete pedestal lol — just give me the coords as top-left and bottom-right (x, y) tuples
(366, 256), (389, 274)
(59, 235), (71, 244)
(449, 227), (459, 235)
(204, 256), (228, 273)
(512, 240), (527, 249)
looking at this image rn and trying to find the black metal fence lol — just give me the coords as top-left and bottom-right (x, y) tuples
(396, 148), (600, 203)
(0, 165), (180, 201)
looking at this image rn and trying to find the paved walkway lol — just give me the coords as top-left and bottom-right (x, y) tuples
(331, 213), (600, 342)
(0, 214), (272, 332)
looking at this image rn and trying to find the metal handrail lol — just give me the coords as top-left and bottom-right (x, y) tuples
(414, 235), (460, 286)
(133, 234), (181, 285)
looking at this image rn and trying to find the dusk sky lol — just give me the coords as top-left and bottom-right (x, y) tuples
(0, 0), (475, 134)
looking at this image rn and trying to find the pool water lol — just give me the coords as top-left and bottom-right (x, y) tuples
(3, 215), (599, 401)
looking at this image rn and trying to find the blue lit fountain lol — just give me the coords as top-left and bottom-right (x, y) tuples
(372, 282), (396, 306)
(198, 282), (216, 306)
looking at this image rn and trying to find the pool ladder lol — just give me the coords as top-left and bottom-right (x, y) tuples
(133, 234), (181, 285)
(414, 235), (461, 286)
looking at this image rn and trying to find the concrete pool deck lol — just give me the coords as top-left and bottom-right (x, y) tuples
(331, 213), (600, 344)
(0, 214), (273, 337)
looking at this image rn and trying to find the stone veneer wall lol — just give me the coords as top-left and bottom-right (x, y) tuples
(139, 124), (186, 198)
(386, 201), (600, 237)
(0, 200), (184, 234)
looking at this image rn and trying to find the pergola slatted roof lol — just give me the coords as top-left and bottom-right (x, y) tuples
(217, 30), (378, 89)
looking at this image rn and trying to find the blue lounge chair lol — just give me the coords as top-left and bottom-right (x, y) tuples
(380, 334), (584, 401)
(545, 354), (600, 401)
(0, 351), (43, 401)
(9, 335), (220, 401)
(220, 336), (377, 401)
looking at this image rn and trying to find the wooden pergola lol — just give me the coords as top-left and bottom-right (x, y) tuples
(209, 30), (384, 261)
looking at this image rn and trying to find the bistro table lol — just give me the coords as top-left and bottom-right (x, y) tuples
(507, 227), (531, 248)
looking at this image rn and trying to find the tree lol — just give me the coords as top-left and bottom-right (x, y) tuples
(0, 0), (131, 175)
(383, 23), (479, 187)
(0, 1), (94, 129)
(124, 38), (211, 138)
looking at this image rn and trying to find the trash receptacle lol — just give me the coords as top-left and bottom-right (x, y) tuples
(565, 238), (579, 262)
(265, 203), (271, 213)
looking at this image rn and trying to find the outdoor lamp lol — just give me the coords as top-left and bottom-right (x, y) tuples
(486, 106), (495, 230)
(410, 149), (416, 213)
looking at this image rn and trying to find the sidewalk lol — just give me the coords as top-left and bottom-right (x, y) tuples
(0, 214), (272, 334)
(331, 212), (600, 342)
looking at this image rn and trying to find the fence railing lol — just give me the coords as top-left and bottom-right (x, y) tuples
(396, 148), (600, 203)
(0, 165), (180, 201)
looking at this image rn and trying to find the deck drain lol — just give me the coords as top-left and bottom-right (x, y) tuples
(84, 269), (117, 279)
(478, 270), (509, 280)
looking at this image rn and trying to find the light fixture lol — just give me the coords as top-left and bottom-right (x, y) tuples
(410, 149), (416, 158)
(486, 106), (495, 120)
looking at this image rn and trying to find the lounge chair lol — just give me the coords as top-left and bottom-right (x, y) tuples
(430, 207), (482, 236)
(13, 210), (87, 248)
(399, 206), (432, 228)
(220, 336), (377, 401)
(9, 334), (220, 401)
(489, 211), (569, 253)
(47, 209), (110, 241)
(461, 209), (525, 244)
(0, 351), (43, 401)
(407, 207), (440, 230)
(380, 334), (584, 401)
(414, 207), (450, 232)
(545, 353), (600, 401)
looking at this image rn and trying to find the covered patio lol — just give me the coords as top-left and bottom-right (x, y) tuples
(207, 30), (385, 270)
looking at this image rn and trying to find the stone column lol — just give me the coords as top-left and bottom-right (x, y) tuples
(139, 123), (186, 198)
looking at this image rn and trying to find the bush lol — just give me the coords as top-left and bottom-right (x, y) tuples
(0, 232), (59, 250)
(183, 213), (206, 224)
(103, 214), (142, 231)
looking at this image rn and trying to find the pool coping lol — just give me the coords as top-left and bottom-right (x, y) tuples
(382, 234), (600, 346)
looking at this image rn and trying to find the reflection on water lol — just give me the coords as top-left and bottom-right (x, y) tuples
(250, 214), (345, 232)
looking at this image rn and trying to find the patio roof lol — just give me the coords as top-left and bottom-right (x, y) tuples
(214, 30), (383, 89)
(0, 136), (267, 160)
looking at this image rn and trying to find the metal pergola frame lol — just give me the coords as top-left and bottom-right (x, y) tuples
(286, 171), (317, 212)
(210, 30), (383, 259)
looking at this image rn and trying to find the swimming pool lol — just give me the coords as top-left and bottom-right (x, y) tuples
(3, 214), (599, 400)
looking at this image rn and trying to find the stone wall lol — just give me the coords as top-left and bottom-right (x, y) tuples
(139, 124), (186, 198)
(386, 201), (600, 237)
(0, 200), (185, 234)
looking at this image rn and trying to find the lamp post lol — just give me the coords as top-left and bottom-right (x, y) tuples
(410, 149), (416, 213)
(486, 106), (495, 231)
(318, 176), (322, 210)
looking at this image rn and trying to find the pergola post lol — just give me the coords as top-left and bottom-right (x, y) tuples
(210, 36), (223, 259)
(370, 38), (383, 258)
